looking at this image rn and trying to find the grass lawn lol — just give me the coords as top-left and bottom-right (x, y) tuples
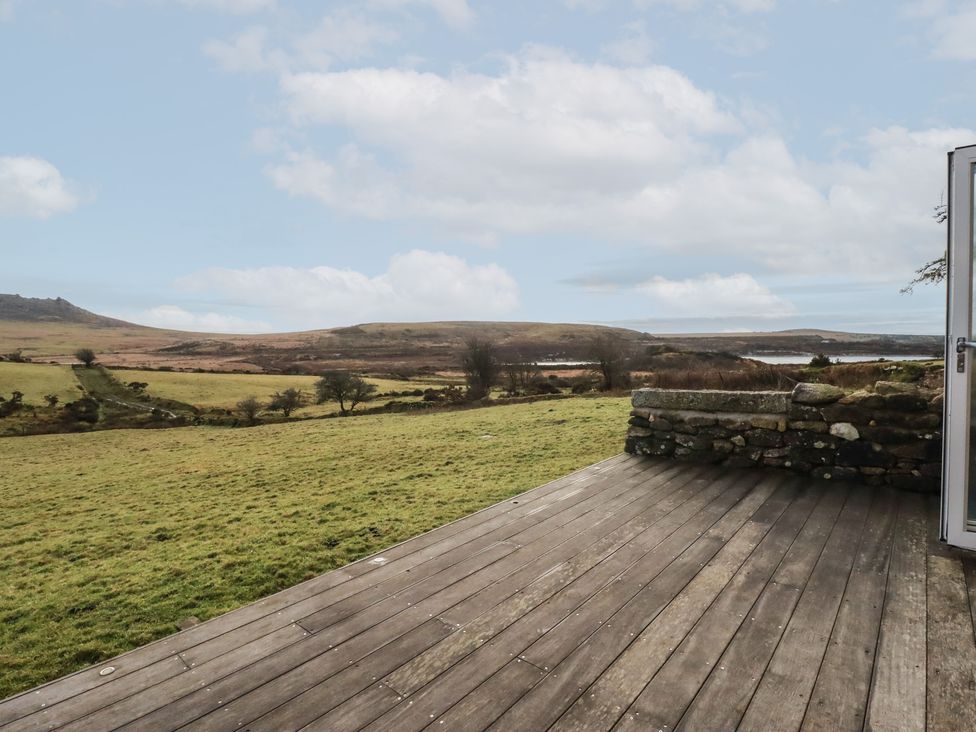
(107, 369), (452, 415)
(0, 362), (81, 405)
(0, 396), (629, 697)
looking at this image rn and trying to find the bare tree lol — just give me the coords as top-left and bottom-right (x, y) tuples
(588, 334), (631, 391)
(315, 371), (378, 415)
(461, 338), (499, 400)
(73, 347), (96, 367)
(503, 358), (541, 396)
(236, 396), (262, 424)
(268, 388), (305, 417)
(903, 199), (948, 293)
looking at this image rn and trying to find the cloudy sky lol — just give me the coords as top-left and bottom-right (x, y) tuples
(1, 0), (971, 334)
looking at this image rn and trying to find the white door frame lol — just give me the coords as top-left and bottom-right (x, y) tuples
(942, 144), (976, 550)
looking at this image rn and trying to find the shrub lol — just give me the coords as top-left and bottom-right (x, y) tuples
(268, 388), (306, 417)
(62, 397), (100, 424)
(236, 396), (262, 424)
(73, 348), (96, 367)
(808, 353), (832, 368)
(315, 372), (377, 415)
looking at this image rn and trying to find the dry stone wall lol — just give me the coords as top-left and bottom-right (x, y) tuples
(625, 381), (944, 492)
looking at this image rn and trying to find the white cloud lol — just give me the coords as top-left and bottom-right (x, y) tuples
(203, 12), (398, 74)
(637, 273), (794, 318)
(133, 305), (272, 333)
(292, 12), (399, 69)
(637, 0), (776, 12)
(0, 156), (81, 218)
(178, 0), (275, 14)
(174, 250), (519, 328)
(263, 47), (970, 278)
(369, 0), (474, 28)
(601, 20), (653, 65)
(203, 26), (277, 72)
(902, 1), (976, 60)
(930, 5), (976, 60)
(0, 0), (17, 22)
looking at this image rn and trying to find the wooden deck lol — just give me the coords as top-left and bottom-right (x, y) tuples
(3, 454), (976, 731)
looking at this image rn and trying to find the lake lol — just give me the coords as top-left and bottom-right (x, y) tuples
(743, 354), (941, 365)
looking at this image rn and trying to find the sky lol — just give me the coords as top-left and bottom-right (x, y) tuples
(1, 0), (973, 335)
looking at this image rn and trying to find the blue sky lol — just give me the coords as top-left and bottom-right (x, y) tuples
(1, 0), (972, 334)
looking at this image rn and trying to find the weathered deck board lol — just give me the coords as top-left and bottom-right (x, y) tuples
(2, 455), (975, 732)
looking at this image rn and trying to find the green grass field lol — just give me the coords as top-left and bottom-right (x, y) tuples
(0, 362), (81, 405)
(0, 396), (628, 697)
(107, 369), (451, 415)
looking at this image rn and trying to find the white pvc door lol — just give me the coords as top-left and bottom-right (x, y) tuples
(943, 144), (976, 550)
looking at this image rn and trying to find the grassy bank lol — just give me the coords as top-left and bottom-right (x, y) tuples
(0, 362), (80, 404)
(105, 370), (452, 411)
(0, 396), (628, 697)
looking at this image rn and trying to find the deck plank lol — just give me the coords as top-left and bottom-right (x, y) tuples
(358, 470), (776, 732)
(596, 478), (822, 732)
(926, 553), (976, 731)
(735, 485), (875, 731)
(800, 487), (899, 732)
(674, 480), (851, 731)
(480, 474), (788, 732)
(863, 492), (928, 732)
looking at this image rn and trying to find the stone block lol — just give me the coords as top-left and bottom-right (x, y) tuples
(831, 467), (860, 481)
(874, 381), (919, 395)
(869, 410), (941, 429)
(730, 434), (747, 447)
(749, 414), (787, 432)
(783, 431), (836, 449)
(699, 426), (732, 439)
(717, 413), (754, 431)
(881, 393), (928, 412)
(787, 420), (829, 433)
(733, 446), (764, 462)
(859, 466), (887, 476)
(675, 433), (712, 450)
(859, 425), (922, 444)
(839, 390), (886, 409)
(763, 447), (790, 459)
(792, 382), (845, 405)
(788, 404), (823, 421)
(713, 439), (735, 454)
(789, 447), (834, 466)
(632, 388), (790, 413)
(829, 422), (859, 441)
(885, 473), (939, 493)
(836, 441), (895, 468)
(888, 441), (942, 461)
(821, 404), (869, 423)
(627, 426), (656, 438)
(745, 429), (782, 447)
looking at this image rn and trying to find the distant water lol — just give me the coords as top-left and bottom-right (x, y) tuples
(534, 360), (593, 367)
(744, 354), (941, 365)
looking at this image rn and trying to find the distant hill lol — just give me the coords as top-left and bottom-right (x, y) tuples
(0, 295), (945, 371)
(0, 294), (135, 327)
